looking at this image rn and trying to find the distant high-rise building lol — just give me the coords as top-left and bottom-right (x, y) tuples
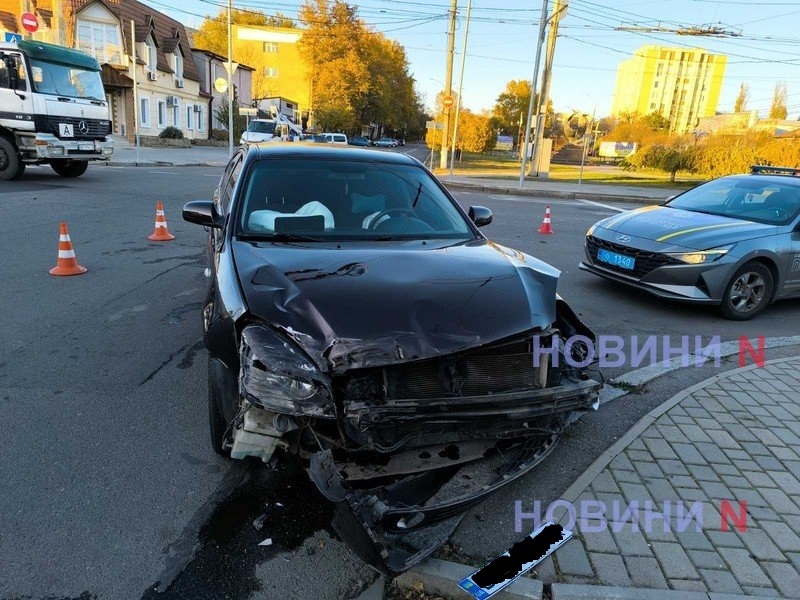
(612, 45), (727, 134)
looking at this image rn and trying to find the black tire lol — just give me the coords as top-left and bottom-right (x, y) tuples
(207, 355), (238, 458)
(0, 137), (25, 181)
(719, 262), (774, 320)
(51, 159), (89, 178)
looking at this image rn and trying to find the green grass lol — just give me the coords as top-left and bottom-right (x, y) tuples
(429, 150), (706, 188)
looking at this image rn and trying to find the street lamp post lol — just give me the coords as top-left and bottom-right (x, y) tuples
(227, 0), (234, 157)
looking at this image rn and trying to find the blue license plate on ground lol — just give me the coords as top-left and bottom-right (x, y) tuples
(597, 248), (635, 270)
(458, 522), (572, 599)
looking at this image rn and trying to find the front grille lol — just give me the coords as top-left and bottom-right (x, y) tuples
(587, 235), (680, 279)
(37, 116), (111, 140)
(339, 336), (557, 402)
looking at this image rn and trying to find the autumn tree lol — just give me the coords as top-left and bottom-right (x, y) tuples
(734, 82), (749, 112)
(770, 82), (788, 120)
(298, 0), (418, 133)
(492, 80), (534, 145)
(457, 111), (496, 153)
(624, 141), (696, 182)
(608, 112), (674, 146)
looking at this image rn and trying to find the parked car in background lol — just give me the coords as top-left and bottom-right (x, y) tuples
(580, 165), (800, 320)
(182, 143), (602, 574)
(322, 132), (348, 145)
(374, 137), (398, 147)
(348, 136), (371, 147)
(306, 134), (329, 143)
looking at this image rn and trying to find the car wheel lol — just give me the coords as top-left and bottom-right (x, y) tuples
(719, 262), (773, 320)
(51, 159), (89, 178)
(207, 354), (238, 458)
(0, 137), (25, 181)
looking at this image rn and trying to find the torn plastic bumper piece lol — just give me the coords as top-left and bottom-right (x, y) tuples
(309, 432), (564, 573)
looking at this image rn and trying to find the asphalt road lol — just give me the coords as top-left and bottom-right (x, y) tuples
(1, 161), (798, 600)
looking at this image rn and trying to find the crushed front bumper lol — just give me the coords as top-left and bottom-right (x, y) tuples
(309, 376), (602, 573)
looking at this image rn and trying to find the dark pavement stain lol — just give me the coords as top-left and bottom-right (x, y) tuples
(2, 593), (97, 600)
(141, 456), (333, 600)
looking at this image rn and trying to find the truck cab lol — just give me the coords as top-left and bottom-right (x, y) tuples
(0, 40), (113, 180)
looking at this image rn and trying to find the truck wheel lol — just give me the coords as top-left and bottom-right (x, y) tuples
(51, 160), (89, 178)
(0, 137), (25, 181)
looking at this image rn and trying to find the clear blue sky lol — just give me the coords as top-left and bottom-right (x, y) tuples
(144, 0), (800, 119)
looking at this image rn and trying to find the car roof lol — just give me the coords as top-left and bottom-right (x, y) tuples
(246, 143), (419, 165)
(723, 174), (800, 188)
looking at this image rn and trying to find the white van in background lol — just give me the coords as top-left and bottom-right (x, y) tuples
(323, 132), (348, 145)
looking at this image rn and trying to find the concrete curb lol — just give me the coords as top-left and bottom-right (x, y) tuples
(104, 161), (226, 168)
(600, 336), (800, 403)
(441, 180), (670, 204)
(560, 354), (800, 505)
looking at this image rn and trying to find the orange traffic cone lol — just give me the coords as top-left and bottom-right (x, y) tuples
(49, 222), (87, 276)
(148, 201), (175, 241)
(538, 205), (554, 234)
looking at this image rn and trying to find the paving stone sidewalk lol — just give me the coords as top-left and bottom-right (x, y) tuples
(534, 357), (800, 598)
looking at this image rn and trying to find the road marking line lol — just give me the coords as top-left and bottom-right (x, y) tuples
(149, 170), (179, 175)
(578, 199), (627, 213)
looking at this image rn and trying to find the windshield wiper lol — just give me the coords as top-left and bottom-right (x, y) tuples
(240, 232), (326, 242)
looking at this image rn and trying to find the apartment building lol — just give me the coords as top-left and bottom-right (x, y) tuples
(612, 45), (727, 134)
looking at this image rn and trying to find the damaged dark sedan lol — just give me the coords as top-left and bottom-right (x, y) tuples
(183, 144), (602, 573)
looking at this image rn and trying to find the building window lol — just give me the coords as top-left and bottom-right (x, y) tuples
(187, 105), (194, 130)
(263, 42), (278, 53)
(263, 67), (279, 77)
(172, 98), (181, 128)
(157, 100), (166, 127)
(140, 97), (151, 127)
(653, 81), (659, 88)
(145, 38), (156, 73)
(656, 63), (663, 76)
(174, 50), (183, 81)
(77, 20), (122, 64)
(650, 103), (656, 110)
(197, 106), (204, 131)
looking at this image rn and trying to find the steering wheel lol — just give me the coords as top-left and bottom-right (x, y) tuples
(367, 208), (414, 229)
(767, 206), (789, 219)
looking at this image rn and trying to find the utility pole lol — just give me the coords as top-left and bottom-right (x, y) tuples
(530, 0), (567, 177)
(227, 0), (234, 157)
(518, 0), (549, 188)
(449, 0), (472, 176)
(439, 0), (457, 170)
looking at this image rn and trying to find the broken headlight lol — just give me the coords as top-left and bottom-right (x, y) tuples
(240, 324), (334, 417)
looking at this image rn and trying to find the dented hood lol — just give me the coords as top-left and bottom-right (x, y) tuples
(232, 238), (560, 373)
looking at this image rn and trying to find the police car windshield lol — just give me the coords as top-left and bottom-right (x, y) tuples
(667, 177), (800, 225)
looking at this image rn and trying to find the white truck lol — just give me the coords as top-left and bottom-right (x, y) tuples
(0, 39), (113, 181)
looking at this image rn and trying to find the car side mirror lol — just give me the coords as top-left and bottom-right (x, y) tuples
(183, 200), (223, 229)
(468, 205), (493, 227)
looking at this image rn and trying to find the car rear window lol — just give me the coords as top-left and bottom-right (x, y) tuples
(236, 158), (474, 240)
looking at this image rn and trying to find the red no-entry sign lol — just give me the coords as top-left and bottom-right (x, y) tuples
(442, 96), (454, 109)
(21, 12), (39, 33)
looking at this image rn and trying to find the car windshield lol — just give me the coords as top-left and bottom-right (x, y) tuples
(667, 176), (800, 225)
(237, 158), (475, 241)
(30, 59), (104, 100)
(248, 121), (277, 134)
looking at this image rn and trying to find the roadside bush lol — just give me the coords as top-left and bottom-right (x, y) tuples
(159, 126), (184, 139)
(692, 132), (800, 178)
